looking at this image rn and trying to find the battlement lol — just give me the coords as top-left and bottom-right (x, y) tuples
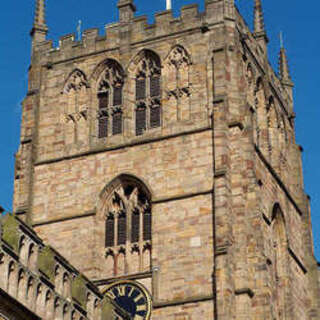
(32, 1), (231, 64)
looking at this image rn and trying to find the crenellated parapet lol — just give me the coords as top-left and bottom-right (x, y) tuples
(0, 213), (130, 320)
(31, 2), (222, 65)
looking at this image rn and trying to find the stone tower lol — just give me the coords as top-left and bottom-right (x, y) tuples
(13, 0), (320, 318)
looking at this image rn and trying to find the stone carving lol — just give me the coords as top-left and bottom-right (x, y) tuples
(98, 63), (124, 93)
(63, 69), (89, 147)
(64, 69), (89, 94)
(104, 181), (152, 276)
(167, 45), (191, 69)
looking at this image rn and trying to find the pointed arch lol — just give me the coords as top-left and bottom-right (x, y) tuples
(62, 69), (89, 147)
(271, 203), (288, 319)
(164, 45), (192, 122)
(129, 49), (162, 134)
(91, 58), (126, 84)
(128, 49), (162, 74)
(99, 174), (153, 203)
(91, 59), (125, 139)
(99, 174), (152, 277)
(165, 44), (192, 68)
(63, 69), (89, 94)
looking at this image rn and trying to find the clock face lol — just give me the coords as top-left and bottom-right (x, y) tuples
(104, 281), (152, 320)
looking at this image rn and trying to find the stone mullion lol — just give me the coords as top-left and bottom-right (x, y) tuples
(139, 207), (143, 273)
(126, 204), (132, 275)
(114, 214), (118, 248)
(148, 73), (153, 131)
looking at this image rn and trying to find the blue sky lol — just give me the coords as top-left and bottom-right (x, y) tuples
(0, 0), (319, 258)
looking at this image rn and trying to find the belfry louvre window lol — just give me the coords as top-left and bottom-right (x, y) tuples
(98, 92), (109, 138)
(97, 60), (125, 139)
(143, 210), (151, 241)
(131, 209), (140, 243)
(136, 105), (146, 136)
(150, 102), (161, 128)
(117, 212), (127, 245)
(105, 215), (115, 247)
(150, 75), (160, 97)
(104, 179), (152, 247)
(136, 77), (146, 101)
(112, 111), (122, 136)
(113, 86), (122, 106)
(135, 50), (162, 135)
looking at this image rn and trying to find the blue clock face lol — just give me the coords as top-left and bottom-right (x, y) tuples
(104, 281), (151, 320)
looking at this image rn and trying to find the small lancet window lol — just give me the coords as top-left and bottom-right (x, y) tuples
(105, 214), (115, 247)
(136, 104), (147, 136)
(150, 75), (160, 98)
(143, 208), (152, 241)
(113, 86), (122, 106)
(134, 50), (162, 135)
(97, 60), (125, 139)
(112, 109), (123, 136)
(117, 211), (127, 245)
(150, 99), (161, 129)
(136, 75), (146, 101)
(98, 92), (109, 138)
(131, 209), (140, 243)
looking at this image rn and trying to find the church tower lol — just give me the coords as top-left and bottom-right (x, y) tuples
(13, 0), (320, 318)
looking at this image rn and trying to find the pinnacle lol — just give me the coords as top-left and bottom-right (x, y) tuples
(31, 0), (48, 44)
(33, 0), (47, 29)
(279, 46), (293, 85)
(254, 0), (265, 35)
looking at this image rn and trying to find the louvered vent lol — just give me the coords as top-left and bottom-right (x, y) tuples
(98, 92), (109, 138)
(150, 76), (160, 97)
(136, 78), (146, 100)
(98, 114), (108, 138)
(112, 112), (122, 135)
(105, 215), (115, 247)
(98, 92), (109, 109)
(143, 210), (152, 241)
(131, 209), (140, 243)
(136, 107), (146, 136)
(113, 86), (122, 106)
(150, 106), (161, 128)
(117, 212), (127, 245)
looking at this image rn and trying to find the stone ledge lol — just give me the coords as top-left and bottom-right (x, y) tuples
(35, 126), (212, 167)
(153, 294), (213, 308)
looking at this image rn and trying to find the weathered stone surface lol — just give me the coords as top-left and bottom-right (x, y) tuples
(10, 0), (320, 319)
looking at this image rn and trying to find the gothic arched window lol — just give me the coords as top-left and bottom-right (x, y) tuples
(63, 69), (89, 146)
(134, 50), (162, 135)
(271, 204), (288, 320)
(101, 175), (152, 276)
(165, 45), (192, 122)
(97, 60), (125, 139)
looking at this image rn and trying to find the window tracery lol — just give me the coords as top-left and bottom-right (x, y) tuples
(63, 69), (89, 147)
(97, 61), (125, 139)
(102, 176), (152, 276)
(134, 50), (162, 135)
(165, 45), (192, 123)
(271, 205), (288, 320)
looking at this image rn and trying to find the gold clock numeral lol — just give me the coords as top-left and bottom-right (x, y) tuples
(136, 304), (147, 312)
(128, 286), (135, 297)
(134, 315), (144, 320)
(134, 293), (145, 303)
(106, 290), (116, 300)
(117, 285), (126, 296)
